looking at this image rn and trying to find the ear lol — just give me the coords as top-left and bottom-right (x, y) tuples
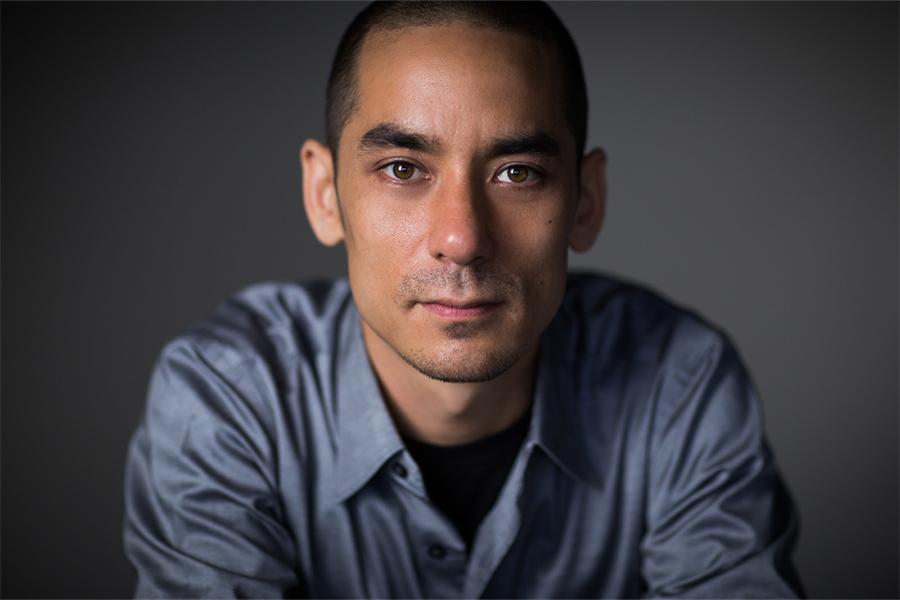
(301, 139), (345, 246)
(569, 147), (607, 252)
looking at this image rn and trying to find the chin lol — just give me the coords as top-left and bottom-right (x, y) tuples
(398, 341), (527, 384)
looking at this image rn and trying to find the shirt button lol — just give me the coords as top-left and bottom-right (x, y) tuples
(427, 544), (446, 560)
(391, 462), (408, 478)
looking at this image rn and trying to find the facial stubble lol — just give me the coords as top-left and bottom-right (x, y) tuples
(395, 323), (528, 384)
(388, 267), (528, 383)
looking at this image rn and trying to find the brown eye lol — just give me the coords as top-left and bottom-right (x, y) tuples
(506, 165), (528, 183)
(497, 164), (540, 184)
(391, 161), (415, 180)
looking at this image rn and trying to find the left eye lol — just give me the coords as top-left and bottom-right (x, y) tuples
(380, 161), (423, 181)
(496, 165), (538, 184)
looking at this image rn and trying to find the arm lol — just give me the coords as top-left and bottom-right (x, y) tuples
(123, 339), (302, 598)
(642, 336), (804, 598)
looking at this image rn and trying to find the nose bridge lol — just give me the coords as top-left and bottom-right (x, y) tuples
(427, 169), (494, 266)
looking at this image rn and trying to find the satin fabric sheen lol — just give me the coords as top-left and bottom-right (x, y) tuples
(123, 273), (803, 598)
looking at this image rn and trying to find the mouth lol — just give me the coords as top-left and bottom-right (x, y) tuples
(417, 299), (504, 320)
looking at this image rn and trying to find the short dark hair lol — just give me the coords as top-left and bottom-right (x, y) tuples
(325, 1), (588, 164)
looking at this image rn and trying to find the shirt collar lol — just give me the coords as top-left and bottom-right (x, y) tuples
(329, 302), (405, 504)
(328, 295), (605, 504)
(528, 306), (607, 492)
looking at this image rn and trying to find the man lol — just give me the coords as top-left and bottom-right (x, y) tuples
(124, 2), (803, 597)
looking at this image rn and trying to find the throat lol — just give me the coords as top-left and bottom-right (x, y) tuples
(401, 402), (533, 550)
(361, 317), (539, 446)
(376, 355), (537, 446)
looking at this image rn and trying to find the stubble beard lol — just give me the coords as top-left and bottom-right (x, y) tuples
(389, 266), (526, 383)
(397, 334), (527, 383)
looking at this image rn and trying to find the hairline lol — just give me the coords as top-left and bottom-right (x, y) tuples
(329, 19), (582, 170)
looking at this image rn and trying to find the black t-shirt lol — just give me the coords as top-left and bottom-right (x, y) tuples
(402, 407), (532, 550)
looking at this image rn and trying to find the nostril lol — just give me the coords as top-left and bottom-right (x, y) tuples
(430, 228), (493, 266)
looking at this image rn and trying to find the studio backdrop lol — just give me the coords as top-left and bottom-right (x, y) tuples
(2, 2), (897, 597)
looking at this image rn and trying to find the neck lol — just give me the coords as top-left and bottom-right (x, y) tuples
(361, 322), (538, 447)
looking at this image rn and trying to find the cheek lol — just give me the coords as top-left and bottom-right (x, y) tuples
(502, 207), (572, 313)
(368, 204), (425, 248)
(343, 195), (427, 299)
(343, 177), (423, 253)
(502, 204), (571, 271)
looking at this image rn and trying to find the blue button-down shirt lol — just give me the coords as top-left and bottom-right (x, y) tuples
(124, 273), (802, 598)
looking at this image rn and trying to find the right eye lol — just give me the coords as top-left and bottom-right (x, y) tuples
(380, 160), (424, 182)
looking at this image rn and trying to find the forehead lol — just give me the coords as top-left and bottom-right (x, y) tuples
(348, 23), (571, 151)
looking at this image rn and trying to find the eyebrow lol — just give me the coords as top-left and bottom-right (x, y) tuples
(356, 122), (560, 159)
(487, 131), (560, 159)
(358, 123), (443, 155)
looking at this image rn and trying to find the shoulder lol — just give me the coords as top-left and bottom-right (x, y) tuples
(558, 272), (754, 439)
(171, 277), (353, 370)
(143, 278), (353, 444)
(556, 273), (765, 490)
(560, 271), (731, 377)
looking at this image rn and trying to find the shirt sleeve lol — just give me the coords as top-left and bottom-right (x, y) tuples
(641, 335), (804, 598)
(123, 338), (302, 598)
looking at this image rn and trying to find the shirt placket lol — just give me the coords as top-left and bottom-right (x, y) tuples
(463, 440), (536, 598)
(389, 449), (468, 598)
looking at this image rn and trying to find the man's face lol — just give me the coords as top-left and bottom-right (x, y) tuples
(335, 24), (580, 383)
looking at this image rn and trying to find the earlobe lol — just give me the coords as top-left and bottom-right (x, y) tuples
(569, 147), (607, 253)
(301, 139), (345, 247)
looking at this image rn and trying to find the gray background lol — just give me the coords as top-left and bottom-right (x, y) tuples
(2, 2), (897, 597)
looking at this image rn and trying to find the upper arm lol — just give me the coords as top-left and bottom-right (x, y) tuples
(641, 336), (803, 598)
(124, 339), (302, 598)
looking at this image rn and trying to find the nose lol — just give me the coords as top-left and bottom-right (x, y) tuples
(426, 175), (495, 267)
